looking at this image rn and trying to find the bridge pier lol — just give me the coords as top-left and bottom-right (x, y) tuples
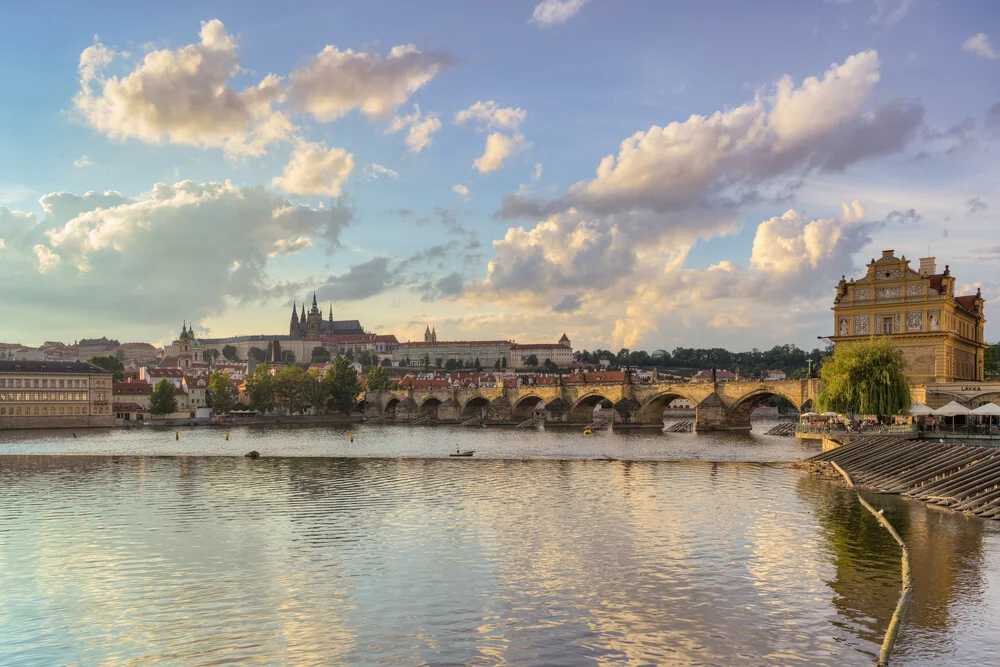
(693, 394), (752, 432)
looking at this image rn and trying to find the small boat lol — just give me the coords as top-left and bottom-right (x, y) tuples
(449, 450), (475, 457)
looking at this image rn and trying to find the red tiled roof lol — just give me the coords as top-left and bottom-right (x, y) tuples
(399, 340), (512, 347)
(374, 334), (399, 343)
(113, 382), (153, 395)
(113, 402), (145, 411)
(955, 295), (978, 314)
(511, 343), (571, 350)
(559, 333), (570, 343)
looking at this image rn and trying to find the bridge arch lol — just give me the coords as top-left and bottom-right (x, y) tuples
(728, 388), (806, 427)
(639, 392), (698, 424)
(461, 396), (490, 420)
(544, 397), (570, 422)
(512, 395), (546, 421)
(570, 393), (614, 423)
(419, 396), (443, 420)
(384, 396), (401, 420)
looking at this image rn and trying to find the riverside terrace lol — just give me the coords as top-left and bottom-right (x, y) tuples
(365, 378), (821, 431)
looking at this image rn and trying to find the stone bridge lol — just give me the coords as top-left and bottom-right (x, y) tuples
(366, 379), (820, 431)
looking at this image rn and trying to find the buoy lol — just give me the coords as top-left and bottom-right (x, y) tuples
(226, 432), (230, 441)
(349, 433), (354, 442)
(583, 429), (592, 435)
(175, 430), (179, 440)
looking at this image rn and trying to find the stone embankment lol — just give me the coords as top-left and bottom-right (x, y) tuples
(811, 436), (1000, 520)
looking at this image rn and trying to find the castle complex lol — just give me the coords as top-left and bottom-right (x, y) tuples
(830, 250), (987, 383)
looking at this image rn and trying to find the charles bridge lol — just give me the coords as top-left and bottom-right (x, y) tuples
(365, 378), (821, 431)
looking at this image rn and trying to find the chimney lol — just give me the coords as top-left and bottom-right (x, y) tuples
(918, 257), (936, 277)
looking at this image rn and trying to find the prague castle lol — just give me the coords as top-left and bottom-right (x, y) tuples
(830, 250), (987, 383)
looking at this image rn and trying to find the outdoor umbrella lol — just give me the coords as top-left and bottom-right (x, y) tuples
(971, 403), (1000, 416)
(908, 402), (936, 415)
(934, 401), (972, 416)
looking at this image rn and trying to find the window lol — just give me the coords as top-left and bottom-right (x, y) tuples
(82, 393), (87, 401)
(882, 317), (893, 335)
(41, 407), (47, 415)
(15, 379), (21, 388)
(33, 392), (39, 401)
(59, 380), (65, 388)
(33, 379), (39, 388)
(58, 393), (64, 401)
(42, 379), (48, 388)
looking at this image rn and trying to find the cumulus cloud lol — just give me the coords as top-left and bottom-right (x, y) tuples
(452, 184), (469, 197)
(0, 181), (352, 332)
(532, 0), (589, 27)
(387, 104), (441, 153)
(74, 20), (296, 158)
(456, 101), (530, 173)
(272, 141), (355, 196)
(73, 155), (93, 168)
(468, 50), (924, 346)
(289, 44), (455, 122)
(962, 33), (998, 60)
(533, 163), (543, 181)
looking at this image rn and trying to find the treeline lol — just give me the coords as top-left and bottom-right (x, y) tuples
(575, 343), (832, 379)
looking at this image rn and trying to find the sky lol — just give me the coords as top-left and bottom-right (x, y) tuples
(0, 0), (998, 351)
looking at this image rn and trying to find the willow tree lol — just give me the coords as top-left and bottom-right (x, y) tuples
(815, 336), (911, 420)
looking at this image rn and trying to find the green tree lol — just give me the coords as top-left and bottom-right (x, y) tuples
(524, 354), (539, 367)
(366, 364), (391, 392)
(543, 359), (559, 372)
(494, 358), (502, 371)
(816, 337), (911, 420)
(247, 346), (266, 362)
(326, 357), (362, 414)
(312, 346), (331, 363)
(245, 363), (276, 414)
(345, 349), (355, 362)
(445, 358), (459, 371)
(222, 344), (239, 361)
(207, 371), (238, 414)
(500, 357), (507, 369)
(87, 355), (124, 382)
(474, 357), (482, 372)
(274, 365), (312, 415)
(281, 350), (296, 363)
(150, 378), (178, 416)
(307, 368), (329, 413)
(421, 354), (431, 371)
(985, 342), (999, 379)
(435, 357), (443, 368)
(381, 357), (392, 367)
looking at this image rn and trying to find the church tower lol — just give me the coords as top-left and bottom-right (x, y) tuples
(424, 326), (432, 342)
(431, 326), (437, 342)
(289, 302), (300, 338)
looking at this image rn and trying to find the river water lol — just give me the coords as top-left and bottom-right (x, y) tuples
(1, 424), (998, 666)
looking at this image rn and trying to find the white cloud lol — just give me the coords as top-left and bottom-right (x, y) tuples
(533, 163), (543, 181)
(474, 132), (529, 173)
(33, 244), (61, 273)
(532, 0), (589, 27)
(267, 236), (313, 258)
(289, 44), (454, 122)
(455, 101), (530, 173)
(73, 20), (296, 158)
(73, 155), (93, 168)
(962, 33), (998, 60)
(366, 163), (400, 180)
(452, 184), (469, 197)
(387, 104), (442, 153)
(455, 100), (526, 131)
(0, 238), (5, 250)
(272, 141), (355, 196)
(0, 181), (352, 330)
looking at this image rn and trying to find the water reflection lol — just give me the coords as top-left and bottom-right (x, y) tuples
(1, 456), (997, 666)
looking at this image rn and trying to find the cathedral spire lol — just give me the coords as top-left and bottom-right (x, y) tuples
(329, 304), (333, 323)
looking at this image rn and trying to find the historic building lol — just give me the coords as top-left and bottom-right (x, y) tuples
(289, 293), (365, 339)
(830, 250), (987, 383)
(393, 331), (575, 368)
(0, 360), (114, 429)
(510, 334), (574, 368)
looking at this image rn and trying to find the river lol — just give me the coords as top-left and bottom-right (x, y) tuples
(1, 423), (998, 665)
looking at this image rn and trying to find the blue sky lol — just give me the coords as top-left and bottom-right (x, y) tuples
(0, 0), (997, 350)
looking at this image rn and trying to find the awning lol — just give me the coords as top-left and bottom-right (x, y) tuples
(971, 402), (1000, 416)
(935, 401), (972, 416)
(908, 402), (936, 415)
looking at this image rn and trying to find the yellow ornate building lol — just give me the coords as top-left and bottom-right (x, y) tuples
(830, 250), (986, 383)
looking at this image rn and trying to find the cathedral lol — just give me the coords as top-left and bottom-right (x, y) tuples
(289, 293), (366, 339)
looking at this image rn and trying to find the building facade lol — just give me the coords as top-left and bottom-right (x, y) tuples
(393, 340), (514, 368)
(0, 360), (114, 429)
(830, 250), (987, 383)
(289, 293), (365, 338)
(510, 334), (574, 368)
